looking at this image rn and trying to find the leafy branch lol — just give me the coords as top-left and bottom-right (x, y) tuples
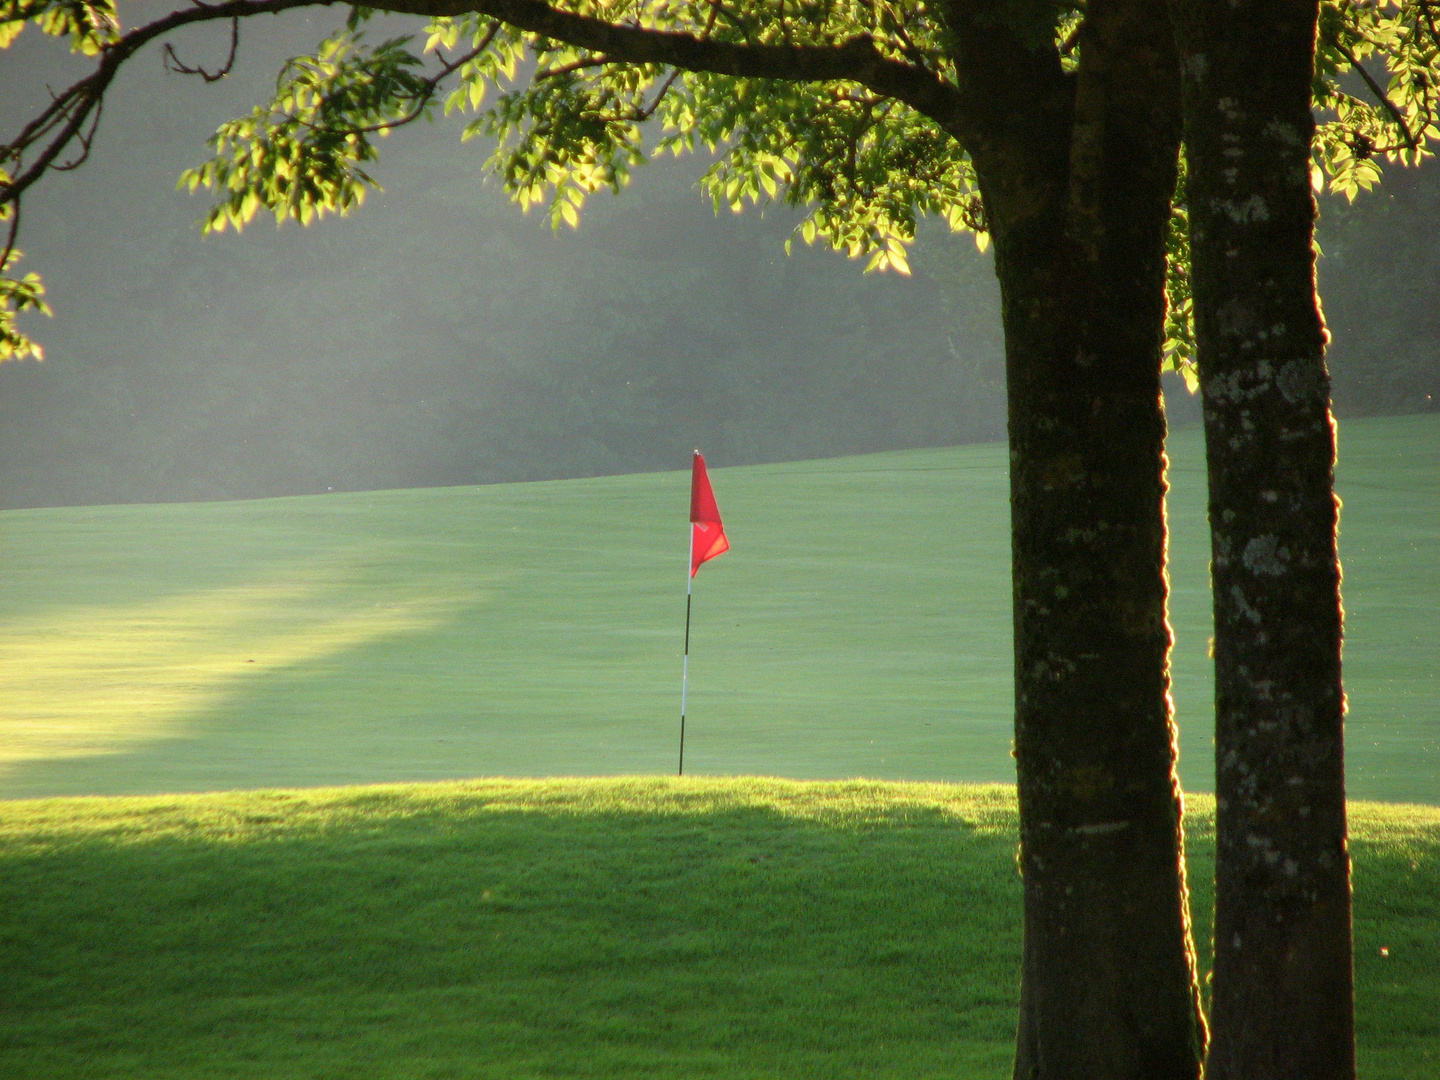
(38, 0), (1426, 370)
(179, 20), (504, 233)
(0, 191), (51, 361)
(1314, 0), (1440, 199)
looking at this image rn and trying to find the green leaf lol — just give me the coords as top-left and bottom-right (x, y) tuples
(1, 248), (52, 362)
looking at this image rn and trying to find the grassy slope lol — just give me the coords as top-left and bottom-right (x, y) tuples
(1, 421), (1436, 1077)
(2, 414), (1436, 803)
(0, 779), (1436, 1079)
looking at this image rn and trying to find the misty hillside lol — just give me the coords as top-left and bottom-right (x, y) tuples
(0, 13), (1434, 508)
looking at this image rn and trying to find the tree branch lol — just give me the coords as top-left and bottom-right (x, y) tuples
(5, 0), (973, 206)
(1, 0), (990, 359)
(163, 17), (242, 82)
(2, 0), (341, 207)
(1417, 1), (1440, 58)
(297, 22), (501, 137)
(52, 92), (104, 171)
(1335, 40), (1420, 152)
(380, 0), (968, 133)
(534, 54), (615, 80)
(630, 67), (681, 121)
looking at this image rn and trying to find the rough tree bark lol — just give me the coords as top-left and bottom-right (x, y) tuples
(939, 2), (1207, 1075)
(1171, 2), (1356, 1077)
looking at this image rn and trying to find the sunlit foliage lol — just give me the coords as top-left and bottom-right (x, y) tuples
(0, 0), (119, 53)
(1315, 0), (1440, 200)
(5, 0), (1440, 368)
(179, 30), (439, 232)
(0, 175), (50, 362)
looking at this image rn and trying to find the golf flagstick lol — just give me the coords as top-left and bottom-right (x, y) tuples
(679, 528), (694, 776)
(679, 450), (728, 777)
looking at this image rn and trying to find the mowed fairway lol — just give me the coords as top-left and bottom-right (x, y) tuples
(2, 414), (1437, 802)
(1, 779), (1438, 1080)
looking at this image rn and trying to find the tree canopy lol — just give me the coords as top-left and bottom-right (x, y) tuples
(5, 0), (1440, 364)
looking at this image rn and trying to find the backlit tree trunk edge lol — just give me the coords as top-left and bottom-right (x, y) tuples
(956, 1), (1207, 1074)
(1171, 1), (1356, 1077)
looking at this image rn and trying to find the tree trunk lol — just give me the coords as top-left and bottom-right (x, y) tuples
(1171, 2), (1356, 1077)
(943, 1), (1207, 1075)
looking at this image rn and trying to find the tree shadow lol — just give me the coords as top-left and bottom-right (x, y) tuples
(1, 781), (1024, 1078)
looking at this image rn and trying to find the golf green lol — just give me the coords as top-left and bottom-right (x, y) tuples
(1, 413), (1435, 803)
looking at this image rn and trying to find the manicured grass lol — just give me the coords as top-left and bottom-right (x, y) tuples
(1326, 414), (1440, 801)
(1, 414), (1434, 1080)
(1, 778), (1436, 1079)
(2, 414), (1436, 803)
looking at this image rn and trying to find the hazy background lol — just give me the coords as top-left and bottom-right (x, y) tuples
(1, 12), (1435, 509)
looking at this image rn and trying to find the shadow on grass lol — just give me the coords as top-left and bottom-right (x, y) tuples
(3, 782), (1436, 1080)
(0, 781), (1024, 1080)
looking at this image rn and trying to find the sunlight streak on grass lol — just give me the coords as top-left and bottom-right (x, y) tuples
(0, 549), (477, 774)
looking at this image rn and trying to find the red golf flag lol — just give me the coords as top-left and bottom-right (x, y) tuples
(689, 450), (729, 577)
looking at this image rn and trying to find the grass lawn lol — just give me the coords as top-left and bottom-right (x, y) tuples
(1, 416), (1437, 1077)
(2, 413), (1436, 803)
(1, 778), (1437, 1079)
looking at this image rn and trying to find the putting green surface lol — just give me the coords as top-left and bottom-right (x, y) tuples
(1, 413), (1436, 802)
(1, 779), (1436, 1079)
